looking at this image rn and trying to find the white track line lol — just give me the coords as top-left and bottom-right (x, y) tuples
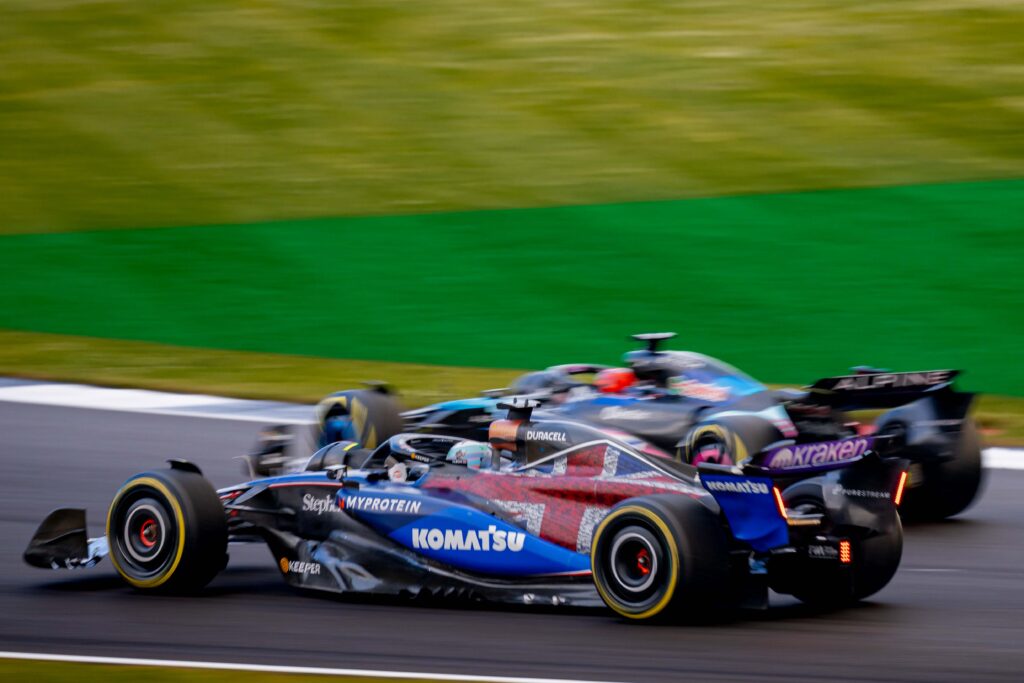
(0, 651), (628, 683)
(0, 382), (232, 410)
(0, 379), (1021, 468)
(0, 381), (311, 424)
(982, 448), (1024, 471)
(134, 406), (312, 425)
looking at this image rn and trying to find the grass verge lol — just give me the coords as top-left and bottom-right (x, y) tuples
(0, 330), (524, 408)
(2, 330), (1022, 446)
(0, 659), (478, 683)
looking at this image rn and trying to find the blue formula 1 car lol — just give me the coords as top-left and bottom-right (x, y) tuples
(311, 333), (981, 522)
(26, 400), (908, 620)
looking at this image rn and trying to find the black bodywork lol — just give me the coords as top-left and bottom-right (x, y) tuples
(370, 334), (980, 520)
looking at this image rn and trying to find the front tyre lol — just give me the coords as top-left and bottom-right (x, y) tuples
(686, 426), (737, 466)
(107, 467), (227, 593)
(591, 495), (730, 621)
(681, 417), (781, 467)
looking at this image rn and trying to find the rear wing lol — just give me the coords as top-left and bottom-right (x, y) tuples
(697, 435), (908, 551)
(743, 434), (901, 475)
(698, 433), (902, 480)
(802, 369), (970, 411)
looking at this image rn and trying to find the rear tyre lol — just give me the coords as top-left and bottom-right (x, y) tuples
(900, 419), (983, 521)
(790, 520), (903, 606)
(315, 389), (404, 450)
(779, 483), (903, 606)
(591, 495), (731, 621)
(107, 467), (227, 593)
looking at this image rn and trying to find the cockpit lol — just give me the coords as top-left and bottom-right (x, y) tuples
(624, 349), (765, 403)
(301, 405), (631, 482)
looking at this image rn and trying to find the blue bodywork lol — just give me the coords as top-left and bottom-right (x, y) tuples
(250, 471), (593, 577)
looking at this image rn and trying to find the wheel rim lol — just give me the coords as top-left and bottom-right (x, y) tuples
(124, 502), (167, 562)
(610, 531), (659, 593)
(599, 522), (670, 610)
(321, 415), (357, 447)
(112, 492), (178, 580)
(692, 435), (732, 466)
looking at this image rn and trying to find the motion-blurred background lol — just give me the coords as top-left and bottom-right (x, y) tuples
(1, 0), (1022, 436)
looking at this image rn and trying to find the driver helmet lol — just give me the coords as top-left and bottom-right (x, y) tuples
(594, 367), (636, 394)
(446, 441), (493, 470)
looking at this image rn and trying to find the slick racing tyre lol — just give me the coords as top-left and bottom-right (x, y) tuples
(591, 495), (730, 621)
(778, 483), (903, 606)
(683, 424), (743, 466)
(899, 419), (984, 521)
(315, 389), (403, 450)
(107, 466), (227, 593)
(681, 417), (779, 467)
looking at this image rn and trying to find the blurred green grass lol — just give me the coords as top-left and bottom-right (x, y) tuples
(1, 180), (1022, 393)
(3, 330), (1023, 445)
(1, 1), (1022, 431)
(2, 0), (1023, 232)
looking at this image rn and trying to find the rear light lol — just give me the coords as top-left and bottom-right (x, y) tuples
(772, 486), (788, 520)
(894, 470), (909, 506)
(839, 539), (852, 564)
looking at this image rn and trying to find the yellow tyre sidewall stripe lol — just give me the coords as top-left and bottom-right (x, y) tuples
(315, 394), (380, 448)
(350, 399), (370, 447)
(316, 394), (349, 425)
(591, 505), (680, 620)
(685, 424), (748, 464)
(106, 476), (187, 589)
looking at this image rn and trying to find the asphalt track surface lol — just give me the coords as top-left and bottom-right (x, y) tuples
(2, 402), (1023, 682)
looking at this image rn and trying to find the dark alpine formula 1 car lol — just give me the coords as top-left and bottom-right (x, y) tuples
(313, 334), (981, 521)
(25, 400), (908, 620)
